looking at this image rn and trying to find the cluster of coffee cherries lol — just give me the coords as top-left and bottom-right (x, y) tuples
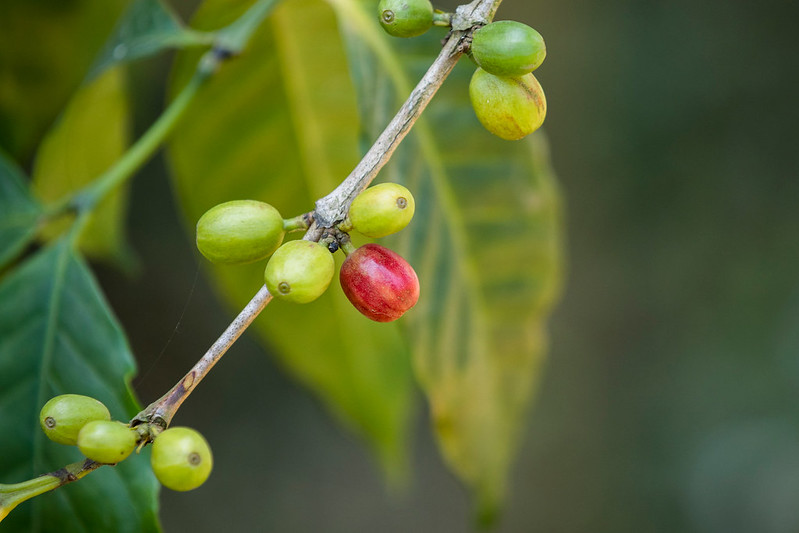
(467, 21), (547, 140)
(196, 183), (420, 322)
(39, 394), (212, 492)
(376, 0), (547, 141)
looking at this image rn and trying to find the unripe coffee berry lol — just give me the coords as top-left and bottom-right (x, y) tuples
(469, 68), (547, 140)
(151, 427), (213, 492)
(471, 21), (546, 77)
(349, 183), (415, 238)
(340, 244), (419, 322)
(265, 240), (335, 303)
(378, 0), (433, 38)
(196, 200), (285, 264)
(39, 394), (111, 446)
(77, 421), (137, 464)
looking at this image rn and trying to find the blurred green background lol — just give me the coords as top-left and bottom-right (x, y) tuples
(3, 0), (799, 531)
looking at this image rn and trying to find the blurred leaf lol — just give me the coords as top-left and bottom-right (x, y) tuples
(214, 0), (282, 53)
(32, 67), (135, 270)
(330, 0), (563, 519)
(0, 239), (159, 532)
(0, 0), (125, 161)
(167, 0), (414, 475)
(88, 0), (215, 81)
(0, 151), (42, 270)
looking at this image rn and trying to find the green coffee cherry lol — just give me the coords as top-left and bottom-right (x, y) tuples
(349, 183), (415, 238)
(196, 200), (285, 265)
(39, 394), (111, 446)
(469, 68), (547, 141)
(471, 21), (546, 77)
(378, 0), (433, 38)
(77, 421), (137, 464)
(265, 240), (335, 303)
(151, 427), (213, 492)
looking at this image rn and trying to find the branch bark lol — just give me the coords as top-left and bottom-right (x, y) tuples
(2, 0), (506, 518)
(311, 0), (504, 226)
(135, 0), (505, 431)
(312, 30), (467, 226)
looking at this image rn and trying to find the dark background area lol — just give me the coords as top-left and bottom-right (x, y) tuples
(5, 0), (799, 531)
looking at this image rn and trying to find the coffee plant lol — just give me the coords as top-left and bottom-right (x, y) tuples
(0, 0), (561, 529)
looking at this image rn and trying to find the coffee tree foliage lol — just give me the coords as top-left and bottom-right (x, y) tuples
(0, 0), (561, 529)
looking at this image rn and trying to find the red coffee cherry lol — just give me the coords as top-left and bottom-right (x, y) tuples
(339, 244), (420, 322)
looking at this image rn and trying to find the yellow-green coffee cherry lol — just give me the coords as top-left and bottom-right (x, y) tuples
(151, 427), (213, 492)
(77, 421), (137, 464)
(469, 68), (547, 140)
(196, 200), (285, 265)
(39, 394), (111, 446)
(265, 240), (335, 303)
(378, 0), (433, 38)
(349, 183), (415, 238)
(471, 21), (546, 77)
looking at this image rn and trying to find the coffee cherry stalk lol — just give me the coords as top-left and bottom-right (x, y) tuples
(0, 0), (535, 520)
(195, 181), (419, 318)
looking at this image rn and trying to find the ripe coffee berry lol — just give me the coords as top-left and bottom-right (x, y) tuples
(469, 68), (547, 140)
(39, 394), (111, 446)
(340, 244), (419, 322)
(378, 0), (433, 38)
(151, 427), (213, 492)
(471, 21), (546, 78)
(265, 240), (335, 303)
(77, 421), (137, 464)
(196, 200), (285, 264)
(349, 183), (415, 238)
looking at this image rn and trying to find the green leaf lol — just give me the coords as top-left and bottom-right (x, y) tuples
(214, 0), (283, 53)
(0, 0), (126, 161)
(167, 0), (414, 475)
(0, 239), (160, 532)
(32, 67), (135, 270)
(330, 0), (563, 520)
(0, 151), (42, 270)
(88, 0), (214, 81)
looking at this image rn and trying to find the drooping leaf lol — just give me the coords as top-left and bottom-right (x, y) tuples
(0, 0), (126, 161)
(88, 0), (214, 81)
(0, 239), (160, 532)
(0, 151), (42, 270)
(32, 67), (135, 270)
(330, 0), (563, 520)
(167, 0), (414, 475)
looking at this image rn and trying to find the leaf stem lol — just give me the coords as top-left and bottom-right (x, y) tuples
(283, 213), (312, 232)
(75, 67), (209, 216)
(0, 459), (100, 524)
(432, 11), (453, 27)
